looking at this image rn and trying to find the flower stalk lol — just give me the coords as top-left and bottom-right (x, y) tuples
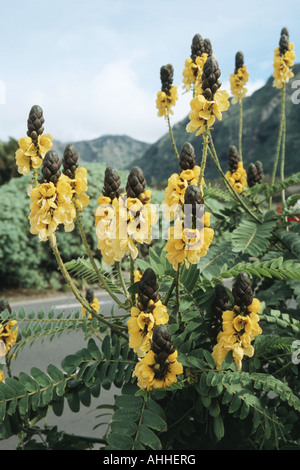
(49, 237), (128, 339)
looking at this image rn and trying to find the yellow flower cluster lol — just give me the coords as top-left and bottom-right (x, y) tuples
(164, 211), (214, 271)
(133, 349), (183, 391)
(186, 89), (230, 136)
(156, 86), (178, 118)
(212, 298), (262, 371)
(95, 192), (158, 265)
(273, 43), (295, 89)
(128, 301), (169, 358)
(81, 297), (100, 319)
(182, 54), (208, 93)
(29, 168), (89, 242)
(225, 161), (248, 193)
(163, 166), (201, 221)
(229, 65), (249, 104)
(0, 320), (18, 358)
(15, 134), (53, 176)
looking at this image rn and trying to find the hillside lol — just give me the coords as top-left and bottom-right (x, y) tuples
(135, 64), (300, 184)
(53, 134), (151, 171)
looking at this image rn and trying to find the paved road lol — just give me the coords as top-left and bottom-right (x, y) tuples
(0, 289), (125, 450)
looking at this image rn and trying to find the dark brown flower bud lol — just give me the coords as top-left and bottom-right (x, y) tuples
(39, 149), (61, 185)
(62, 144), (79, 179)
(203, 38), (213, 56)
(137, 268), (159, 311)
(179, 142), (196, 170)
(209, 284), (229, 340)
(191, 34), (205, 61)
(102, 166), (122, 200)
(85, 288), (94, 304)
(160, 64), (174, 95)
(228, 145), (240, 172)
(234, 51), (244, 73)
(201, 56), (222, 98)
(0, 299), (12, 314)
(232, 272), (253, 308)
(126, 166), (146, 199)
(279, 28), (290, 55)
(184, 184), (204, 229)
(27, 105), (45, 142)
(247, 161), (264, 188)
(151, 325), (175, 357)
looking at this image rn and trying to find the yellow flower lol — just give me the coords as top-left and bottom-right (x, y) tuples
(133, 349), (183, 391)
(15, 134), (53, 176)
(164, 213), (214, 271)
(28, 181), (68, 242)
(156, 86), (178, 118)
(182, 54), (208, 92)
(186, 89), (230, 136)
(229, 65), (249, 104)
(225, 161), (247, 192)
(273, 43), (295, 89)
(0, 320), (18, 354)
(0, 370), (4, 382)
(81, 297), (100, 319)
(212, 300), (262, 370)
(127, 301), (169, 358)
(163, 166), (202, 221)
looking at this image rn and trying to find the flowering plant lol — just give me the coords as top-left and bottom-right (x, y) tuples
(0, 28), (300, 451)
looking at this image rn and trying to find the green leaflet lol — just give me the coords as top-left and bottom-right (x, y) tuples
(232, 219), (276, 257)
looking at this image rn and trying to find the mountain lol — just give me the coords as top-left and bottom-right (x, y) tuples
(134, 64), (300, 185)
(53, 134), (151, 171)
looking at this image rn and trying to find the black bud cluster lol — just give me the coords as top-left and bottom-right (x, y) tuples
(201, 56), (222, 100)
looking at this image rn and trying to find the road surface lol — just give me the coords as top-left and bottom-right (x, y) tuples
(0, 289), (125, 450)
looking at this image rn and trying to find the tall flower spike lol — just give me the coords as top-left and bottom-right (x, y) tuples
(273, 27), (295, 89)
(102, 166), (122, 200)
(39, 149), (61, 184)
(230, 51), (249, 104)
(62, 144), (79, 179)
(225, 146), (247, 192)
(156, 64), (178, 118)
(132, 324), (183, 390)
(15, 105), (53, 176)
(186, 56), (229, 136)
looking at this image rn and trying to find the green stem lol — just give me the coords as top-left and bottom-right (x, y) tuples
(280, 113), (286, 204)
(176, 264), (181, 309)
(198, 125), (209, 188)
(117, 261), (129, 299)
(207, 131), (261, 223)
(129, 256), (135, 305)
(167, 114), (180, 160)
(163, 277), (176, 307)
(270, 83), (286, 208)
(49, 237), (128, 339)
(239, 99), (243, 161)
(74, 199), (124, 309)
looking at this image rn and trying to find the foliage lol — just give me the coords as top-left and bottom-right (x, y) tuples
(1, 30), (300, 452)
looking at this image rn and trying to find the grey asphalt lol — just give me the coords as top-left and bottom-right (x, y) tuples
(0, 289), (125, 450)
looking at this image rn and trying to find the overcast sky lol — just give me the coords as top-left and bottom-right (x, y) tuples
(0, 0), (299, 145)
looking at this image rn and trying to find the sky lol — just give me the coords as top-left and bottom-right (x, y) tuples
(0, 0), (300, 145)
